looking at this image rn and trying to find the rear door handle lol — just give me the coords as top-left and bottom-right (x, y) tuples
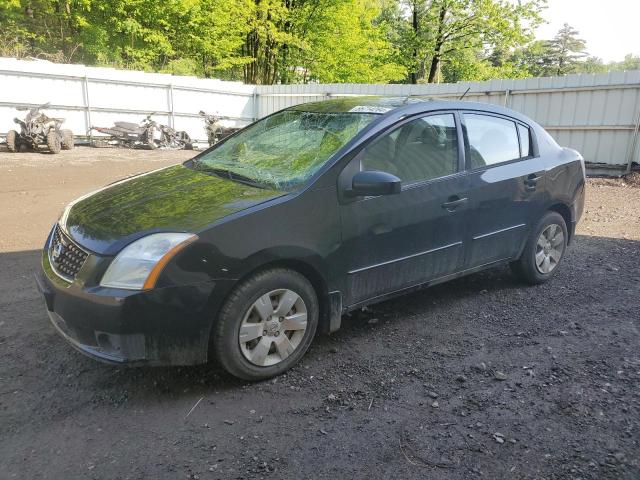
(524, 174), (541, 191)
(442, 196), (468, 211)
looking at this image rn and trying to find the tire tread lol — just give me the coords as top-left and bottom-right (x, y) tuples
(511, 211), (567, 285)
(212, 268), (318, 381)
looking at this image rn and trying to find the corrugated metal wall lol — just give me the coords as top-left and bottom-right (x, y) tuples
(257, 71), (640, 173)
(2, 58), (639, 172)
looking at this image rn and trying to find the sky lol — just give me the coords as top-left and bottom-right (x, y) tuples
(535, 0), (640, 62)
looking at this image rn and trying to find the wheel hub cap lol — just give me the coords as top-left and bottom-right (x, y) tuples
(238, 289), (308, 367)
(535, 224), (565, 274)
(265, 319), (280, 336)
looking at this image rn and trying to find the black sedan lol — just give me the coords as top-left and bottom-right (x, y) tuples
(37, 97), (585, 380)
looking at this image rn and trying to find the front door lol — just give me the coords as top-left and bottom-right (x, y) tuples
(337, 112), (469, 307)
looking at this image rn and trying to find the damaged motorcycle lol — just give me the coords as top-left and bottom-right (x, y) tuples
(90, 114), (192, 150)
(199, 111), (240, 146)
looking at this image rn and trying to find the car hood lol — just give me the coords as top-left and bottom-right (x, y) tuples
(62, 164), (283, 255)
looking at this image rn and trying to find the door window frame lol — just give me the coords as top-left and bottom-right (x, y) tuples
(338, 110), (466, 203)
(516, 122), (535, 159)
(459, 110), (539, 172)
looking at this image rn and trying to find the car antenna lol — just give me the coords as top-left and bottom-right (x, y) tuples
(459, 87), (471, 100)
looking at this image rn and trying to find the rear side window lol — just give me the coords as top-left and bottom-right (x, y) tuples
(463, 114), (520, 168)
(518, 124), (532, 157)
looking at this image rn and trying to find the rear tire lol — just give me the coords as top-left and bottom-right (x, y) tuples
(46, 130), (61, 154)
(6, 130), (18, 152)
(213, 268), (319, 381)
(511, 211), (568, 285)
(61, 129), (74, 150)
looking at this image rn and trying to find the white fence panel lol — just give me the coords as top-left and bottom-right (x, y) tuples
(0, 58), (254, 142)
(1, 57), (639, 172)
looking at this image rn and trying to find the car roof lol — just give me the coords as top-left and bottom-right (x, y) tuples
(288, 96), (534, 125)
(288, 96), (425, 113)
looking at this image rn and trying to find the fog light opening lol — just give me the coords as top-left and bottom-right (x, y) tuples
(96, 332), (119, 352)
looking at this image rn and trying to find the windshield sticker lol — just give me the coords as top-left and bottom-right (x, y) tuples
(348, 106), (391, 114)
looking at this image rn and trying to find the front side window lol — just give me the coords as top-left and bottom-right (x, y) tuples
(464, 113), (520, 168)
(192, 110), (376, 189)
(361, 113), (458, 184)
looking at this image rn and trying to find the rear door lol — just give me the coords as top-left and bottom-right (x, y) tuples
(461, 112), (546, 268)
(337, 112), (469, 307)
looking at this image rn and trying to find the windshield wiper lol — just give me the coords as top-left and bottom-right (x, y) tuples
(207, 167), (267, 189)
(190, 159), (274, 189)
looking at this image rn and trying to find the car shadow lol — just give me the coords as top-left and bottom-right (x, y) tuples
(1, 233), (638, 404)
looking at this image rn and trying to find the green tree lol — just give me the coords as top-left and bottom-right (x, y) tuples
(0, 0), (90, 62)
(441, 46), (530, 83)
(614, 54), (640, 72)
(390, 0), (544, 84)
(510, 40), (552, 77)
(238, 0), (404, 84)
(301, 0), (406, 83)
(170, 0), (253, 78)
(544, 23), (587, 75)
(575, 56), (607, 74)
(9, 0), (638, 85)
(389, 0), (432, 83)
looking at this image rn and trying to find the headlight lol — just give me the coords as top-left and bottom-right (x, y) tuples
(100, 233), (197, 290)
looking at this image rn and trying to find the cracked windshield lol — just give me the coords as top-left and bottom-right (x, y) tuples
(192, 110), (376, 189)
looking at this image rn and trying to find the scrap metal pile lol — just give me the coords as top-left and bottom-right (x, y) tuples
(3, 104), (241, 153)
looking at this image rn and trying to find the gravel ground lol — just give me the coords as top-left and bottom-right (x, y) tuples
(0, 148), (638, 479)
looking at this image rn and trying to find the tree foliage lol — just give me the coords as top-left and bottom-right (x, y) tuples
(545, 23), (587, 75)
(509, 25), (636, 78)
(0, 0), (638, 84)
(387, 0), (545, 83)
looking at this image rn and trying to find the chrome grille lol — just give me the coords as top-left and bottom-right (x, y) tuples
(49, 225), (88, 280)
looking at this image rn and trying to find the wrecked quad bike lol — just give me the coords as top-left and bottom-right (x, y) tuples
(6, 103), (74, 154)
(90, 114), (192, 150)
(199, 111), (240, 146)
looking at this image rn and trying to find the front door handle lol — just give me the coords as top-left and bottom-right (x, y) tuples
(442, 196), (468, 211)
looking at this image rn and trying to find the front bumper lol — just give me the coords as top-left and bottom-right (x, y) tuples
(37, 245), (232, 366)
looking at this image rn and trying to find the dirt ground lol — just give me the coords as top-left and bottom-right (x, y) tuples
(0, 147), (638, 479)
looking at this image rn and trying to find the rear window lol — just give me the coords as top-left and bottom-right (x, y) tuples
(464, 114), (520, 168)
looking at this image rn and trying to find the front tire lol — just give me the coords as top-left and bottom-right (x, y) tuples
(182, 134), (193, 150)
(511, 211), (568, 285)
(6, 130), (18, 152)
(212, 269), (319, 381)
(46, 130), (61, 154)
(146, 127), (157, 150)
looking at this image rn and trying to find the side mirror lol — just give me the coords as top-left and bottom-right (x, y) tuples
(348, 170), (401, 197)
